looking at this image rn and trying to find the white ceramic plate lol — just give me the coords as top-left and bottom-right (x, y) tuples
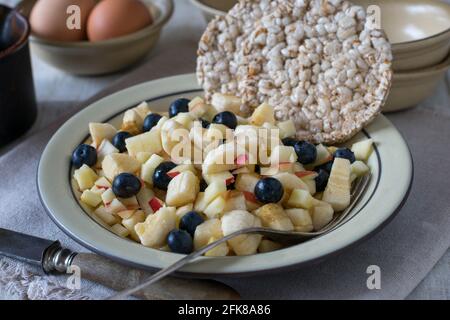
(37, 74), (413, 277)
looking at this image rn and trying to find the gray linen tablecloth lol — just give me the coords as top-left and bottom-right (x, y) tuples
(1, 0), (449, 300)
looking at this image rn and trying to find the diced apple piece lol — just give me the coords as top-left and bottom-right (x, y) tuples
(188, 97), (213, 118)
(122, 210), (145, 241)
(203, 171), (234, 186)
(89, 123), (117, 147)
(205, 123), (228, 141)
(94, 176), (112, 189)
(221, 210), (262, 256)
(224, 191), (247, 212)
(204, 180), (227, 205)
(277, 120), (296, 139)
(136, 152), (152, 164)
(270, 145), (297, 165)
(102, 153), (140, 182)
(250, 102), (275, 126)
(351, 160), (370, 177)
(135, 207), (176, 248)
(94, 206), (119, 226)
(106, 198), (127, 214)
(287, 189), (315, 209)
(194, 218), (223, 250)
(160, 119), (185, 155)
(116, 209), (136, 220)
(303, 179), (316, 195)
(204, 237), (230, 257)
(101, 188), (116, 205)
(168, 164), (197, 178)
(194, 192), (208, 212)
(308, 144), (332, 168)
(322, 158), (351, 211)
(351, 139), (374, 162)
(118, 196), (139, 210)
(258, 240), (283, 253)
(122, 109), (143, 135)
(173, 112), (194, 129)
(140, 154), (165, 185)
(96, 139), (119, 167)
(273, 172), (309, 193)
(125, 130), (162, 157)
(166, 171), (200, 207)
(90, 185), (107, 195)
(111, 223), (130, 238)
(133, 102), (151, 120)
(80, 190), (102, 207)
(136, 187), (155, 215)
(285, 208), (313, 232)
(211, 93), (242, 115)
(74, 164), (98, 191)
(312, 203), (334, 230)
(204, 196), (226, 219)
(235, 173), (260, 193)
(254, 204), (294, 231)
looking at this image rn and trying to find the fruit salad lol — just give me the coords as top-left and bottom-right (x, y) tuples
(71, 93), (374, 256)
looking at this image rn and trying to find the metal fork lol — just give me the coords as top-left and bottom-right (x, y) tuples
(108, 173), (371, 300)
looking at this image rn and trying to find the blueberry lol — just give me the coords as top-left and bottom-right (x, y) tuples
(315, 159), (334, 173)
(212, 111), (237, 129)
(112, 131), (132, 153)
(200, 179), (208, 192)
(200, 118), (210, 129)
(294, 141), (317, 165)
(254, 177), (284, 204)
(315, 169), (330, 192)
(282, 137), (298, 147)
(112, 173), (141, 198)
(179, 211), (204, 237)
(72, 144), (97, 169)
(167, 229), (193, 254)
(152, 161), (177, 190)
(169, 98), (190, 118)
(143, 113), (162, 132)
(334, 148), (356, 163)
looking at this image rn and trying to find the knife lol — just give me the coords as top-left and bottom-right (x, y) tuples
(0, 228), (240, 300)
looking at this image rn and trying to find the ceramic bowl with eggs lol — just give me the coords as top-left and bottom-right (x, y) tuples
(190, 0), (450, 112)
(18, 0), (173, 75)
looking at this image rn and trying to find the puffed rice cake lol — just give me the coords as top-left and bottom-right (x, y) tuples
(197, 0), (392, 144)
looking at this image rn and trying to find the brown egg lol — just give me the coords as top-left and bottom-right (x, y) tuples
(30, 0), (96, 42)
(87, 0), (153, 42)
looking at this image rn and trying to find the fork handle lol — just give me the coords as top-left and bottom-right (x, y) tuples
(107, 230), (253, 300)
(71, 253), (239, 300)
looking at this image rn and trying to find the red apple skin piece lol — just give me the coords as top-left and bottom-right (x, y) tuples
(226, 177), (235, 186)
(295, 171), (317, 178)
(167, 171), (180, 178)
(96, 185), (110, 190)
(235, 154), (249, 166)
(149, 198), (163, 213)
(243, 191), (258, 203)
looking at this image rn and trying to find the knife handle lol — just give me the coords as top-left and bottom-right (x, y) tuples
(71, 253), (240, 300)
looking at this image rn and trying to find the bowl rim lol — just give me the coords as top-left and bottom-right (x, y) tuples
(190, 0), (450, 47)
(394, 51), (450, 78)
(190, 0), (227, 17)
(28, 0), (174, 48)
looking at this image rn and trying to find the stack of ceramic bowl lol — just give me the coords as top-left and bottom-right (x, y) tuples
(191, 0), (450, 112)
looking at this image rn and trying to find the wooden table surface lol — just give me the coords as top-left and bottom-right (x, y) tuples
(1, 0), (448, 300)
